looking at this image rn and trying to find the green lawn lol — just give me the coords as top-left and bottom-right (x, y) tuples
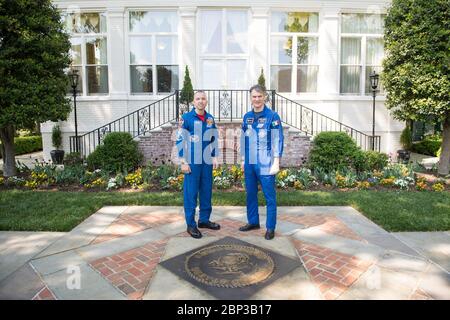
(0, 190), (449, 233)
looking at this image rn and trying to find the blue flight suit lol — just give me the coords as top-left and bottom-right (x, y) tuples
(241, 105), (284, 230)
(176, 108), (218, 228)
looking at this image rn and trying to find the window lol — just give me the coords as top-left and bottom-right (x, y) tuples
(199, 9), (249, 89)
(129, 11), (179, 94)
(270, 12), (319, 93)
(340, 13), (385, 95)
(63, 12), (109, 95)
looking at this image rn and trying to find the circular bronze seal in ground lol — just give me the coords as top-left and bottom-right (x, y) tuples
(185, 244), (275, 288)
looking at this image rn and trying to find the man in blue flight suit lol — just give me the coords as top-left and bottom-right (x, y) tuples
(176, 91), (220, 239)
(239, 85), (284, 240)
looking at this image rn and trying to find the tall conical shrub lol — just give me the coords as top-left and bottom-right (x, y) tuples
(180, 66), (194, 105)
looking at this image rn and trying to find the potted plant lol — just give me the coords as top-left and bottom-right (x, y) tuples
(397, 123), (412, 163)
(50, 124), (64, 164)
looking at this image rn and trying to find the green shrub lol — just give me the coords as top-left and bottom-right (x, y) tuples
(400, 125), (412, 150)
(86, 132), (143, 173)
(64, 152), (83, 166)
(52, 125), (62, 149)
(307, 132), (364, 173)
(0, 136), (43, 159)
(364, 151), (389, 171)
(411, 135), (442, 156)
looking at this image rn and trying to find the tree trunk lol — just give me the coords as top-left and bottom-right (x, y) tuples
(438, 115), (450, 176)
(0, 125), (16, 177)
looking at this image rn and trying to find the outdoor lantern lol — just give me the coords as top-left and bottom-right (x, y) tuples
(69, 69), (79, 90)
(370, 70), (379, 91)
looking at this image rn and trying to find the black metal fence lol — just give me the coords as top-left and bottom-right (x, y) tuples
(70, 92), (177, 158)
(70, 89), (380, 157)
(273, 93), (381, 151)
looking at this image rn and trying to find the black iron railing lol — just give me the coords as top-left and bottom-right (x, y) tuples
(273, 93), (381, 151)
(70, 89), (380, 157)
(70, 92), (177, 157)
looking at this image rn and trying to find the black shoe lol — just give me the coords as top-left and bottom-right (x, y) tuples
(239, 223), (261, 232)
(265, 229), (275, 240)
(187, 226), (202, 239)
(198, 221), (221, 230)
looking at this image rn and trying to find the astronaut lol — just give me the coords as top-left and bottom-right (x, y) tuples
(176, 91), (220, 239)
(239, 85), (284, 240)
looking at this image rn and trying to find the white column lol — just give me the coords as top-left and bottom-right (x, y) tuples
(317, 8), (340, 97)
(107, 7), (127, 99)
(179, 7), (197, 87)
(250, 7), (269, 87)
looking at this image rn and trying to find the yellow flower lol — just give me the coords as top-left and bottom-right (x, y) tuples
(380, 177), (395, 186)
(357, 181), (370, 190)
(432, 182), (444, 192)
(293, 180), (304, 190)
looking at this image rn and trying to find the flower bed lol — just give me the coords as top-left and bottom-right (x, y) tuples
(0, 161), (448, 192)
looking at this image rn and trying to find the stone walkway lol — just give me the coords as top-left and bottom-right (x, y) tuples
(0, 206), (449, 300)
(0, 151), (44, 171)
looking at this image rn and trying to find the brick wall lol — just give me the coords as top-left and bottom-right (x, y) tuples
(138, 122), (311, 167)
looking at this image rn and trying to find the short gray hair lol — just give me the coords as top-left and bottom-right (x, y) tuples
(249, 84), (266, 94)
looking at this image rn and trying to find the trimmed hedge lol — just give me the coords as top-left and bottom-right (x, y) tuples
(86, 132), (143, 174)
(411, 135), (442, 156)
(307, 132), (364, 172)
(307, 132), (389, 173)
(0, 136), (42, 159)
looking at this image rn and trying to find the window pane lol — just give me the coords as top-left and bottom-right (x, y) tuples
(342, 13), (385, 34)
(202, 60), (222, 89)
(226, 11), (248, 54)
(69, 13), (106, 33)
(67, 67), (83, 94)
(365, 66), (384, 95)
(341, 13), (362, 33)
(297, 66), (318, 93)
(297, 37), (318, 64)
(340, 66), (360, 94)
(341, 37), (361, 64)
(129, 11), (178, 33)
(69, 38), (82, 65)
(130, 36), (152, 64)
(200, 11), (222, 54)
(366, 38), (384, 65)
(271, 12), (318, 33)
(130, 66), (153, 93)
(157, 65), (179, 93)
(86, 66), (108, 94)
(270, 36), (292, 64)
(156, 36), (178, 64)
(86, 37), (107, 64)
(271, 66), (292, 92)
(227, 60), (247, 88)
(363, 14), (385, 34)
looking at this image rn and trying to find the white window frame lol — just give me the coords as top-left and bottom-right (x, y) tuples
(126, 9), (180, 96)
(269, 11), (320, 94)
(339, 13), (385, 96)
(65, 11), (109, 97)
(196, 8), (251, 89)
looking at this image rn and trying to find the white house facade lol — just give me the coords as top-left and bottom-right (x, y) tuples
(41, 0), (405, 162)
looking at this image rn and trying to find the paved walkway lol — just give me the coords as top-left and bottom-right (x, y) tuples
(0, 206), (448, 300)
(0, 151), (44, 171)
